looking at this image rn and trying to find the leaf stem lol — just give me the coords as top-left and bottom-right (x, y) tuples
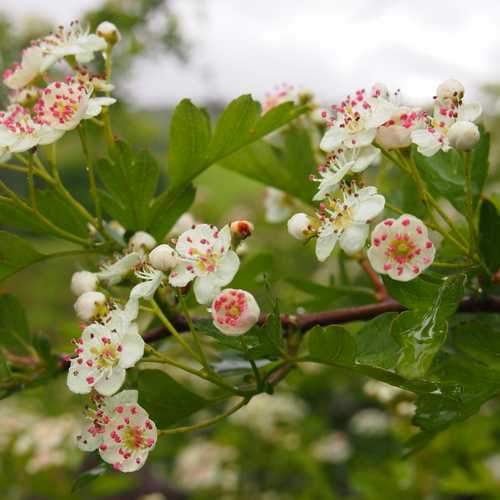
(463, 151), (478, 257)
(158, 397), (250, 435)
(27, 154), (37, 209)
(240, 335), (263, 390)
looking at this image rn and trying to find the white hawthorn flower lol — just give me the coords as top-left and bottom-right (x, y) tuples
(33, 81), (115, 132)
(412, 80), (482, 157)
(311, 146), (380, 201)
(71, 270), (98, 296)
(167, 224), (240, 304)
(96, 21), (122, 46)
(125, 267), (165, 320)
(448, 120), (480, 151)
(264, 187), (295, 223)
(67, 309), (144, 396)
(211, 289), (260, 336)
(96, 252), (142, 287)
(320, 86), (395, 151)
(74, 291), (108, 322)
(38, 20), (107, 70)
(2, 46), (46, 90)
(436, 79), (464, 106)
(76, 390), (157, 473)
(291, 184), (385, 261)
(367, 214), (435, 281)
(149, 244), (179, 272)
(0, 105), (64, 153)
(128, 231), (157, 254)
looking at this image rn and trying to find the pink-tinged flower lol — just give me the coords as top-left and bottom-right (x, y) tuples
(0, 105), (64, 153)
(3, 46), (46, 90)
(320, 86), (396, 151)
(376, 106), (427, 150)
(262, 83), (296, 113)
(67, 309), (144, 396)
(76, 390), (157, 473)
(38, 20), (107, 71)
(367, 214), (436, 281)
(211, 289), (260, 336)
(168, 224), (240, 304)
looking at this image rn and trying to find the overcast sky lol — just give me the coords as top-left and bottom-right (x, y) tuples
(7, 0), (500, 108)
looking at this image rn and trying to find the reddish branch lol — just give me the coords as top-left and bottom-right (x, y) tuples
(56, 295), (500, 370)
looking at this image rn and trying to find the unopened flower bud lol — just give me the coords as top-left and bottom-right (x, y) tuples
(71, 271), (98, 296)
(148, 244), (178, 271)
(436, 79), (464, 104)
(211, 289), (260, 336)
(287, 213), (315, 240)
(376, 125), (411, 149)
(230, 220), (254, 241)
(96, 21), (121, 46)
(448, 121), (480, 151)
(74, 291), (108, 322)
(128, 231), (157, 254)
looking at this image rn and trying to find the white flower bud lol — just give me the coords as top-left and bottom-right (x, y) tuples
(376, 125), (412, 150)
(128, 231), (157, 254)
(211, 289), (260, 336)
(70, 271), (98, 296)
(96, 21), (121, 46)
(436, 79), (464, 104)
(448, 121), (480, 151)
(148, 244), (178, 271)
(287, 213), (315, 240)
(169, 213), (196, 237)
(230, 220), (254, 240)
(74, 291), (108, 322)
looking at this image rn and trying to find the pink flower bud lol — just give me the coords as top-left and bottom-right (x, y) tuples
(211, 289), (260, 336)
(230, 220), (254, 240)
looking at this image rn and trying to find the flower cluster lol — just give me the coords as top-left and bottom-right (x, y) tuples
(0, 20), (118, 158)
(286, 80), (477, 281)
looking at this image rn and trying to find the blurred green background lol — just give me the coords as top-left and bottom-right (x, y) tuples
(2, 1), (500, 499)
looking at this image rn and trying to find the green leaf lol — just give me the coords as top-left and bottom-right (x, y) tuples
(255, 298), (284, 357)
(355, 312), (400, 370)
(0, 293), (31, 354)
(72, 463), (109, 492)
(219, 123), (316, 204)
(479, 199), (500, 272)
(307, 325), (356, 365)
(230, 253), (275, 290)
(0, 199), (47, 234)
(413, 147), (466, 212)
(0, 232), (44, 282)
(167, 96), (307, 190)
(167, 98), (211, 190)
(138, 369), (208, 427)
(384, 274), (465, 321)
(96, 142), (160, 229)
(147, 184), (196, 240)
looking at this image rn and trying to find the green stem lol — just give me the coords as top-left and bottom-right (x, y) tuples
(102, 47), (115, 148)
(158, 397), (250, 435)
(240, 335), (262, 390)
(177, 293), (210, 371)
(0, 163), (29, 174)
(149, 299), (202, 363)
(78, 123), (102, 229)
(27, 155), (36, 209)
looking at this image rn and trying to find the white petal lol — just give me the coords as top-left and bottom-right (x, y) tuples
(66, 362), (95, 394)
(320, 127), (347, 152)
(367, 245), (387, 273)
(351, 146), (380, 172)
(366, 100), (397, 127)
(129, 271), (164, 302)
(194, 275), (221, 304)
(352, 194), (385, 222)
(315, 233), (338, 262)
(411, 129), (442, 157)
(339, 224), (369, 254)
(214, 250), (240, 285)
(106, 390), (139, 409)
(94, 367), (126, 396)
(168, 262), (195, 287)
(97, 253), (141, 286)
(119, 333), (145, 368)
(348, 128), (376, 147)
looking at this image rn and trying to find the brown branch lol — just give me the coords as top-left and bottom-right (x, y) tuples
(358, 257), (388, 302)
(57, 295), (500, 370)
